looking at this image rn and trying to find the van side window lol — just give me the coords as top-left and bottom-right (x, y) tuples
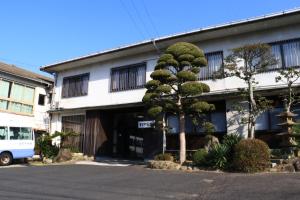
(9, 127), (32, 140)
(0, 127), (8, 140)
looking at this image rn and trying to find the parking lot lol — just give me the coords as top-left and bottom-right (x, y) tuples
(0, 164), (300, 200)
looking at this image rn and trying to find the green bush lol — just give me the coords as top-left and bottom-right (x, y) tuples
(222, 134), (242, 164)
(223, 134), (242, 149)
(207, 144), (229, 170)
(192, 149), (208, 166)
(233, 139), (270, 173)
(36, 135), (59, 159)
(154, 153), (174, 162)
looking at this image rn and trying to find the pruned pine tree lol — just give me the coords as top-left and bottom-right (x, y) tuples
(142, 42), (214, 164)
(275, 68), (300, 112)
(225, 43), (276, 139)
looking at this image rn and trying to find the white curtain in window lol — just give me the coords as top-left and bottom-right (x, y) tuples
(0, 80), (10, 98)
(111, 70), (119, 91)
(21, 104), (33, 114)
(0, 100), (8, 110)
(23, 87), (35, 103)
(11, 84), (24, 101)
(283, 41), (300, 68)
(199, 52), (223, 80)
(270, 44), (282, 70)
(9, 102), (22, 113)
(167, 115), (179, 134)
(136, 66), (146, 87)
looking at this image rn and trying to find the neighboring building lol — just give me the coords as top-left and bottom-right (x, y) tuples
(0, 62), (53, 133)
(41, 8), (300, 158)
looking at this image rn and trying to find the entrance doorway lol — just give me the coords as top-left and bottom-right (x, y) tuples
(113, 113), (144, 159)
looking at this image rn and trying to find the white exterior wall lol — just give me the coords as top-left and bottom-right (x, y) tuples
(50, 23), (300, 136)
(53, 24), (300, 110)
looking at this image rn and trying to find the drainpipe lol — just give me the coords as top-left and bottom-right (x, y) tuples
(151, 38), (161, 55)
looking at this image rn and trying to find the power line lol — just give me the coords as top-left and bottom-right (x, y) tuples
(0, 56), (37, 68)
(130, 0), (151, 39)
(119, 0), (146, 40)
(141, 0), (159, 38)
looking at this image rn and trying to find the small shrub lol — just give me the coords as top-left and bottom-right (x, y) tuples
(192, 149), (208, 166)
(154, 153), (174, 162)
(233, 139), (270, 173)
(207, 144), (229, 170)
(223, 134), (242, 150)
(36, 135), (59, 159)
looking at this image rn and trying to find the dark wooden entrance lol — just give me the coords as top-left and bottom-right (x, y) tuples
(114, 113), (143, 159)
(61, 115), (85, 152)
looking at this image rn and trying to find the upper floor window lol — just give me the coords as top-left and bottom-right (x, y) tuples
(0, 79), (35, 115)
(38, 94), (46, 106)
(198, 51), (223, 80)
(111, 63), (146, 92)
(62, 73), (89, 98)
(269, 39), (300, 70)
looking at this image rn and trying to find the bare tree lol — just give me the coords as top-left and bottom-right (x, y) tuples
(225, 43), (276, 139)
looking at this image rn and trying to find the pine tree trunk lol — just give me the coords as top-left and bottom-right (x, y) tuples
(179, 112), (186, 164)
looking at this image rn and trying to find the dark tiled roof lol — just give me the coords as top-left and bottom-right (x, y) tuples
(0, 61), (53, 83)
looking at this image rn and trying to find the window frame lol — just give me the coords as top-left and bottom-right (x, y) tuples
(0, 78), (35, 116)
(198, 51), (224, 81)
(110, 62), (146, 92)
(264, 38), (300, 72)
(61, 73), (90, 98)
(38, 94), (46, 106)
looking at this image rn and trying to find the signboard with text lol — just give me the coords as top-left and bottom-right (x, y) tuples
(138, 120), (155, 129)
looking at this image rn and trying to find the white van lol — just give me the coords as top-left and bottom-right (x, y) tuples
(0, 126), (35, 166)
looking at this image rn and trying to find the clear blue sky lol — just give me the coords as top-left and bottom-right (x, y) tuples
(0, 0), (300, 77)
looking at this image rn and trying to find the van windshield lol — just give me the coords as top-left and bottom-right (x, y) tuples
(9, 127), (33, 140)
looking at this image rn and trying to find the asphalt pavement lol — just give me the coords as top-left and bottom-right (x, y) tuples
(0, 164), (299, 200)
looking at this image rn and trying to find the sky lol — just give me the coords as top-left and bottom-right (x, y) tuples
(0, 0), (300, 77)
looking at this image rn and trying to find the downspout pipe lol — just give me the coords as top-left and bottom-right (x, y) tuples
(151, 38), (161, 55)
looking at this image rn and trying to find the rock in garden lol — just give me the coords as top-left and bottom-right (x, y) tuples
(293, 158), (300, 171)
(53, 148), (72, 163)
(148, 160), (180, 170)
(283, 164), (296, 172)
(204, 135), (219, 151)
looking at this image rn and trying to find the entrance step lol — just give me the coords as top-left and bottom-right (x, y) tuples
(95, 156), (145, 166)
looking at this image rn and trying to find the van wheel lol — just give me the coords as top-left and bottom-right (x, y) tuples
(0, 152), (13, 166)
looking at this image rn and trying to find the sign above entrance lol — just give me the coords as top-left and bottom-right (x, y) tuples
(138, 120), (155, 129)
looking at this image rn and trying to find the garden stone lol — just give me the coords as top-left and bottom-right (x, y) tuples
(180, 166), (188, 171)
(293, 158), (300, 171)
(148, 160), (180, 170)
(43, 158), (53, 164)
(283, 164), (296, 172)
(53, 148), (72, 163)
(204, 135), (219, 151)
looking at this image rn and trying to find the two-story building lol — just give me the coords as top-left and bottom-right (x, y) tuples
(0, 62), (53, 135)
(41, 8), (300, 159)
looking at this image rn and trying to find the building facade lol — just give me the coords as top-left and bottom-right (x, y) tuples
(41, 9), (300, 158)
(0, 62), (53, 133)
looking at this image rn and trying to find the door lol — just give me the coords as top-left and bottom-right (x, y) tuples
(115, 113), (143, 159)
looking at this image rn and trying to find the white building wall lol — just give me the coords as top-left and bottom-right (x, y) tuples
(53, 24), (300, 111)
